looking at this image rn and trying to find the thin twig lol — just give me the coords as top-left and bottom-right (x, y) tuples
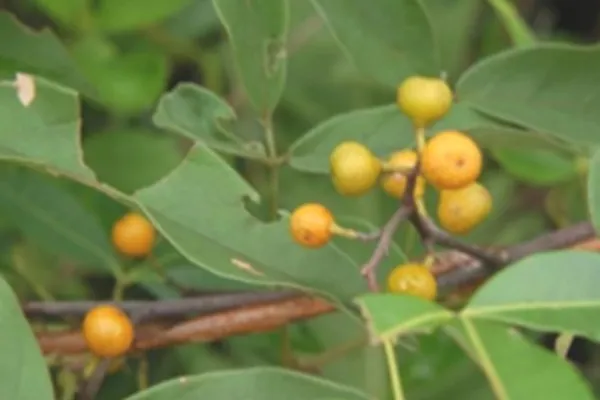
(360, 205), (413, 291)
(23, 290), (299, 322)
(75, 359), (111, 400)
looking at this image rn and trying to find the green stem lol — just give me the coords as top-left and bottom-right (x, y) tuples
(263, 115), (280, 220)
(383, 339), (405, 400)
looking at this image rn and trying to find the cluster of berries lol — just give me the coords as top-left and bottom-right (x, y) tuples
(289, 75), (493, 301)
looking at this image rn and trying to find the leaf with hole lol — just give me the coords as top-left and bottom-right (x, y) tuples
(133, 144), (368, 302)
(462, 251), (600, 340)
(153, 83), (266, 159)
(213, 0), (289, 114)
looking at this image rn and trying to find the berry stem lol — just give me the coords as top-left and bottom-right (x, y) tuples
(383, 339), (405, 400)
(330, 223), (380, 241)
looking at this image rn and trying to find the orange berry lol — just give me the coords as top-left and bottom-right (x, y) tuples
(330, 141), (382, 196)
(437, 182), (492, 235)
(112, 212), (156, 258)
(290, 203), (334, 248)
(381, 150), (426, 199)
(421, 130), (482, 190)
(397, 76), (453, 128)
(387, 263), (437, 301)
(83, 305), (134, 358)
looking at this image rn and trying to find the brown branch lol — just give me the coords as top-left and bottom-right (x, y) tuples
(36, 296), (334, 356)
(434, 221), (596, 291)
(23, 290), (299, 322)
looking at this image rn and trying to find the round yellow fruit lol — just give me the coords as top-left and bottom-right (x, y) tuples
(381, 150), (426, 199)
(421, 130), (482, 190)
(387, 263), (437, 301)
(397, 76), (453, 128)
(437, 182), (492, 235)
(330, 141), (382, 196)
(289, 203), (334, 248)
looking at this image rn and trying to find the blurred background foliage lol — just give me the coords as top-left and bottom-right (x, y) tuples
(1, 0), (600, 399)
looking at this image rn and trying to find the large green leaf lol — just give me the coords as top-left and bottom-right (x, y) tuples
(446, 319), (593, 400)
(0, 12), (94, 97)
(588, 149), (600, 233)
(457, 43), (600, 146)
(356, 293), (454, 342)
(0, 76), (95, 180)
(213, 0), (289, 114)
(125, 367), (370, 400)
(134, 143), (368, 301)
(93, 0), (191, 33)
(0, 165), (120, 273)
(461, 251), (600, 340)
(288, 103), (568, 174)
(152, 83), (266, 159)
(71, 37), (169, 115)
(83, 129), (184, 193)
(0, 276), (54, 400)
(311, 0), (438, 88)
(491, 147), (577, 186)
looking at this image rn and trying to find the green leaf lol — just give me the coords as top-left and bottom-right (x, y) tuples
(31, 0), (91, 29)
(0, 12), (94, 96)
(125, 367), (370, 400)
(213, 0), (289, 113)
(83, 129), (184, 193)
(71, 37), (168, 115)
(462, 251), (600, 341)
(588, 149), (600, 232)
(134, 144), (367, 302)
(311, 0), (438, 88)
(487, 0), (536, 47)
(300, 312), (390, 399)
(491, 147), (577, 186)
(0, 76), (95, 180)
(289, 103), (567, 174)
(0, 276), (54, 400)
(356, 293), (454, 342)
(93, 0), (191, 33)
(0, 166), (120, 273)
(457, 43), (600, 146)
(446, 319), (593, 400)
(153, 83), (266, 159)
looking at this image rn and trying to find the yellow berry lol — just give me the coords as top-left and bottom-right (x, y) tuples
(381, 150), (426, 199)
(397, 76), (453, 128)
(387, 263), (437, 301)
(421, 130), (482, 190)
(437, 182), (492, 235)
(112, 212), (156, 258)
(330, 141), (382, 196)
(290, 203), (334, 248)
(83, 305), (134, 358)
